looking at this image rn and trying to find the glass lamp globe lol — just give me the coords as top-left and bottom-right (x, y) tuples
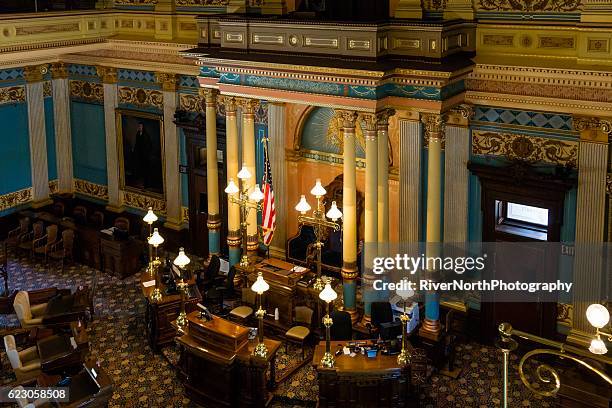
(251, 272), (269, 295)
(310, 179), (327, 197)
(586, 304), (610, 329)
(249, 184), (264, 202)
(326, 201), (342, 222)
(148, 228), (164, 247)
(173, 247), (190, 268)
(319, 281), (338, 303)
(589, 337), (608, 355)
(143, 207), (158, 224)
(237, 165), (252, 180)
(396, 280), (414, 300)
(295, 195), (311, 214)
(225, 179), (239, 195)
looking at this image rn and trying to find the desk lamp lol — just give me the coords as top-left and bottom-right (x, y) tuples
(143, 207), (158, 276)
(174, 247), (191, 330)
(396, 282), (414, 366)
(251, 272), (270, 358)
(148, 228), (164, 303)
(319, 278), (338, 368)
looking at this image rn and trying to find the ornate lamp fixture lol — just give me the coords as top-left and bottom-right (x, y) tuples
(319, 278), (338, 368)
(295, 179), (342, 290)
(148, 228), (164, 303)
(143, 207), (158, 276)
(225, 164), (263, 268)
(586, 303), (611, 354)
(173, 247), (191, 330)
(251, 271), (270, 358)
(396, 282), (414, 366)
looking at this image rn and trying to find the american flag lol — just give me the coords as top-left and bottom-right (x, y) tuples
(261, 137), (276, 246)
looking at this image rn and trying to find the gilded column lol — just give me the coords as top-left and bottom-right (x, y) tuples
(567, 117), (610, 347)
(240, 98), (259, 255)
(338, 110), (359, 323)
(444, 105), (473, 243)
(225, 97), (241, 266)
(157, 73), (182, 230)
(24, 65), (52, 208)
(97, 66), (122, 212)
(420, 113), (444, 341)
(204, 88), (221, 256)
(399, 112), (422, 242)
(361, 114), (379, 325)
(267, 102), (287, 257)
(51, 63), (73, 194)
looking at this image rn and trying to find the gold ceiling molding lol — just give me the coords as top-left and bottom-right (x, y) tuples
(472, 130), (579, 167)
(118, 86), (163, 110)
(477, 0), (581, 12)
(69, 80), (104, 103)
(470, 64), (612, 88)
(122, 190), (166, 215)
(0, 86), (26, 105)
(179, 93), (205, 112)
(0, 187), (32, 212)
(74, 179), (108, 201)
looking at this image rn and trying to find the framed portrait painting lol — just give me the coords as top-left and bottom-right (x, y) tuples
(117, 109), (165, 197)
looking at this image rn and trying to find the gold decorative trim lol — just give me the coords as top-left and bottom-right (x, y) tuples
(179, 93), (204, 112)
(51, 62), (69, 79)
(43, 81), (52, 98)
(23, 64), (49, 83)
(341, 262), (359, 280)
(122, 190), (166, 215)
(557, 303), (572, 327)
(421, 113), (445, 148)
(74, 179), (108, 201)
(538, 36), (575, 49)
(16, 23), (80, 36)
(0, 86), (26, 105)
(445, 104), (474, 128)
(181, 206), (190, 223)
(472, 130), (578, 167)
(118, 86), (163, 110)
(69, 80), (104, 103)
(607, 174), (612, 196)
(573, 116), (612, 142)
(96, 66), (117, 84)
(156, 72), (178, 92)
(477, 0), (581, 12)
(48, 180), (58, 195)
(0, 187), (32, 212)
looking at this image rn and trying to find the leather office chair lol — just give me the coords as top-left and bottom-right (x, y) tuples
(13, 290), (47, 328)
(367, 302), (402, 340)
(6, 217), (30, 249)
(201, 255), (222, 291)
(285, 306), (314, 358)
(18, 221), (44, 257)
(229, 287), (255, 323)
(329, 310), (352, 341)
(33, 224), (59, 262)
(48, 229), (75, 271)
(4, 335), (41, 381)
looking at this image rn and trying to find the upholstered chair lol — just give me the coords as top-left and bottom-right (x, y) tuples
(284, 306), (314, 358)
(33, 225), (59, 262)
(229, 287), (255, 323)
(13, 291), (47, 328)
(48, 229), (75, 271)
(17, 221), (44, 256)
(3, 335), (41, 381)
(6, 217), (30, 249)
(72, 205), (88, 224)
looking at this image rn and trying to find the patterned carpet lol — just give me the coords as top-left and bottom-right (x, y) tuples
(0, 253), (557, 407)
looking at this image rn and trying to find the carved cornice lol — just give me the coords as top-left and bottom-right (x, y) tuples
(0, 187), (32, 212)
(74, 179), (108, 201)
(472, 130), (579, 167)
(69, 80), (104, 103)
(421, 113), (445, 146)
(96, 66), (117, 84)
(445, 104), (474, 128)
(335, 110), (359, 129)
(118, 86), (163, 110)
(360, 113), (378, 134)
(122, 190), (166, 215)
(23, 64), (49, 83)
(221, 95), (237, 113)
(156, 72), (178, 92)
(0, 86), (26, 105)
(573, 116), (612, 143)
(51, 62), (69, 79)
(202, 87), (218, 106)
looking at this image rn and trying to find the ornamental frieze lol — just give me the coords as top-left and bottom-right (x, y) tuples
(179, 93), (205, 112)
(114, 0), (157, 4)
(69, 80), (104, 103)
(0, 188), (32, 211)
(175, 0), (229, 5)
(478, 0), (581, 12)
(48, 180), (58, 195)
(122, 190), (166, 215)
(472, 130), (578, 167)
(43, 81), (52, 98)
(0, 86), (26, 104)
(73, 179), (108, 201)
(118, 86), (163, 110)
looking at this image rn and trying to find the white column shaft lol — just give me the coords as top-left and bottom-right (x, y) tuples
(26, 81), (50, 203)
(103, 83), (121, 209)
(399, 120), (421, 242)
(163, 90), (181, 226)
(443, 126), (470, 242)
(52, 78), (73, 193)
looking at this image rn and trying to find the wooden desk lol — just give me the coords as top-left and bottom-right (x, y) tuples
(176, 312), (280, 408)
(141, 272), (201, 351)
(37, 335), (82, 374)
(100, 234), (142, 278)
(312, 341), (420, 408)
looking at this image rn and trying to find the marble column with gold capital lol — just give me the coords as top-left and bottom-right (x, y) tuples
(567, 116), (610, 347)
(97, 66), (122, 212)
(361, 113), (379, 324)
(24, 64), (52, 208)
(204, 88), (221, 256)
(377, 109), (395, 245)
(239, 98), (260, 254)
(337, 110), (359, 323)
(50, 63), (73, 195)
(419, 113), (444, 341)
(225, 96), (241, 266)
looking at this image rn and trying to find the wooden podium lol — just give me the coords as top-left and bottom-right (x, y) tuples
(176, 312), (280, 408)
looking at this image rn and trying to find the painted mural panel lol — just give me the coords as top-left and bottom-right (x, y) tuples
(300, 107), (365, 158)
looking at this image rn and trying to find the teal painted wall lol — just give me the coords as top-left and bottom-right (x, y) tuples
(70, 101), (107, 185)
(44, 97), (57, 181)
(0, 103), (31, 195)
